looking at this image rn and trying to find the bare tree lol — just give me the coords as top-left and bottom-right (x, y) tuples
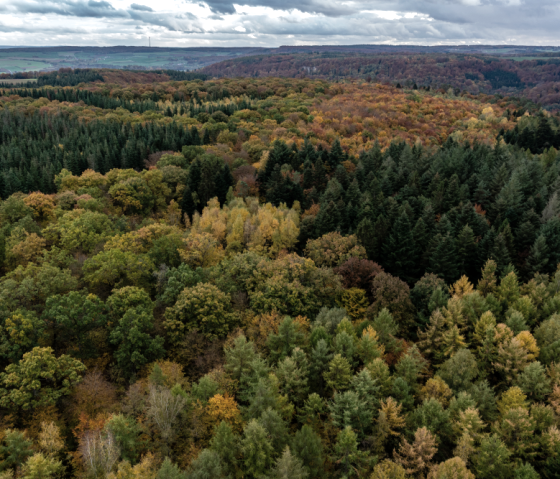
(146, 386), (186, 444)
(79, 430), (120, 478)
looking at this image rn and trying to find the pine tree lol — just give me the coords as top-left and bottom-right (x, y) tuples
(383, 211), (417, 283)
(186, 450), (224, 479)
(526, 234), (549, 276)
(210, 421), (239, 476)
(272, 447), (308, 479)
(180, 185), (196, 223)
(291, 425), (323, 478)
(323, 354), (353, 392)
(393, 427), (437, 477)
(328, 138), (344, 172)
(241, 420), (274, 477)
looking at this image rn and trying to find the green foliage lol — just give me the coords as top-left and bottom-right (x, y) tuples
(164, 283), (237, 341)
(0, 347), (85, 410)
(473, 434), (512, 479)
(109, 306), (165, 378)
(241, 419), (274, 478)
(0, 430), (33, 472)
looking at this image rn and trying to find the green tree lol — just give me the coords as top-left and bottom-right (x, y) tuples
(259, 408), (289, 456)
(291, 425), (323, 478)
(210, 422), (239, 477)
(438, 348), (479, 392)
(0, 347), (85, 410)
(382, 211), (417, 283)
(272, 447), (308, 479)
(109, 307), (165, 378)
(332, 426), (367, 478)
(224, 335), (258, 381)
(157, 457), (187, 479)
(323, 354), (353, 393)
(267, 316), (305, 363)
(105, 414), (142, 464)
(164, 283), (237, 341)
(43, 290), (107, 358)
(20, 453), (62, 479)
(0, 430), (33, 474)
(82, 249), (155, 292)
(187, 449), (227, 479)
(241, 419), (274, 478)
(473, 434), (512, 479)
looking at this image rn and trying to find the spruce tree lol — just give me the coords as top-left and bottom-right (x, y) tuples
(382, 211), (417, 283)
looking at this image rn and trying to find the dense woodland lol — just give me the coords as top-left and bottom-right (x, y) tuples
(0, 72), (560, 479)
(201, 53), (560, 110)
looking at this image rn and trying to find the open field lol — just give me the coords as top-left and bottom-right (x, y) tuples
(0, 46), (264, 72)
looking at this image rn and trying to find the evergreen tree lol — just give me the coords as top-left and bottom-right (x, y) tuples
(291, 425), (323, 478)
(383, 211), (417, 283)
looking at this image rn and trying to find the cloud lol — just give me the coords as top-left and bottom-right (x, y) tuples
(1, 0), (560, 47)
(5, 0), (127, 18)
(130, 3), (153, 11)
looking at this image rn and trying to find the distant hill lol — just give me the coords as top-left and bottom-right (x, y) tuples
(201, 49), (560, 110)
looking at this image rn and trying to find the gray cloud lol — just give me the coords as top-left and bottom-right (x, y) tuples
(130, 3), (153, 12)
(2, 0), (560, 47)
(6, 0), (127, 18)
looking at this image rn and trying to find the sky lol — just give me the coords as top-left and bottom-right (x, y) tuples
(0, 0), (559, 48)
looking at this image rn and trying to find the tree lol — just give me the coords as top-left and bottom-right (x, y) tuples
(473, 434), (512, 479)
(224, 335), (258, 381)
(371, 460), (407, 479)
(534, 314), (560, 364)
(517, 361), (551, 401)
(187, 449), (227, 479)
(332, 426), (367, 478)
(438, 348), (479, 392)
(258, 408), (289, 455)
(0, 347), (85, 410)
(267, 317), (305, 363)
(409, 399), (452, 444)
(0, 430), (33, 475)
(305, 232), (366, 268)
(371, 308), (399, 353)
(20, 453), (63, 479)
(526, 235), (549, 276)
(146, 386), (186, 445)
(109, 307), (165, 378)
(43, 290), (107, 358)
(276, 355), (309, 405)
(164, 283), (237, 342)
(157, 457), (187, 479)
(477, 259), (498, 297)
(272, 447), (308, 479)
(370, 273), (415, 336)
(494, 407), (538, 461)
(105, 414), (142, 464)
(82, 249), (155, 292)
(334, 258), (383, 291)
(241, 419), (274, 478)
(37, 422), (64, 458)
(382, 211), (417, 283)
(323, 354), (353, 392)
(427, 457), (474, 479)
(513, 463), (540, 479)
(329, 391), (371, 437)
(394, 427), (437, 477)
(179, 232), (225, 268)
(290, 425), (323, 478)
(210, 422), (239, 477)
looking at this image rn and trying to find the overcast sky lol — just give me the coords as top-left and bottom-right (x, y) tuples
(0, 0), (559, 47)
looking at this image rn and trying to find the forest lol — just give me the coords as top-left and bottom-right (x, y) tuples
(201, 52), (560, 110)
(0, 71), (560, 479)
